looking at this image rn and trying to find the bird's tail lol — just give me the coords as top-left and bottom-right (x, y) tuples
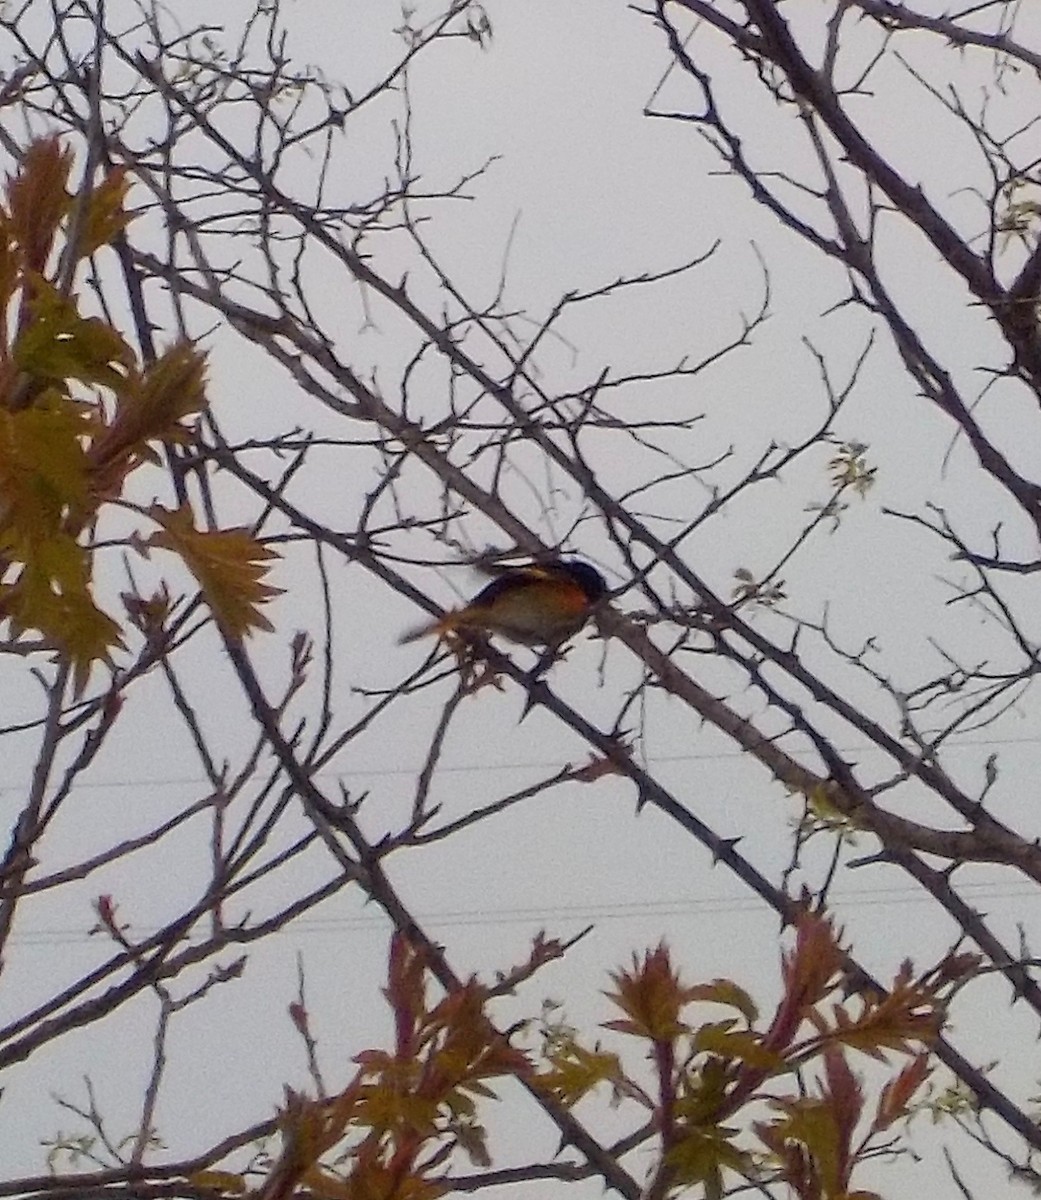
(398, 616), (449, 644)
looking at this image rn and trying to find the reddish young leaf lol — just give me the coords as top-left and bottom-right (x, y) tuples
(604, 942), (695, 1042)
(781, 912), (845, 1012)
(5, 137), (72, 276)
(820, 1045), (862, 1188)
(383, 933), (431, 1057)
(90, 341), (207, 495)
(828, 980), (943, 1061)
(873, 1052), (931, 1132)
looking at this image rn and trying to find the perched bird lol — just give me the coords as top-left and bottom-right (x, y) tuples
(399, 560), (607, 647)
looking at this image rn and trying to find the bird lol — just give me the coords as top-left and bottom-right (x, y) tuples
(399, 559), (608, 648)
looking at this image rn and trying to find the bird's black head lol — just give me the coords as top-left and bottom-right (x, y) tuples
(561, 560), (608, 603)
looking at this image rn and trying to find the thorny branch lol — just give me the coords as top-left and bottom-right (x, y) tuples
(4, 0), (1041, 1195)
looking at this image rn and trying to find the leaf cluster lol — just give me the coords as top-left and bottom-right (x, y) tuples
(0, 138), (280, 688)
(538, 911), (971, 1200)
(202, 934), (530, 1199)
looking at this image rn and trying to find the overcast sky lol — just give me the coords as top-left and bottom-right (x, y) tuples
(3, 3), (1041, 1197)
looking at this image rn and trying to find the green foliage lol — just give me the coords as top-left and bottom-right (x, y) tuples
(232, 916), (973, 1200)
(0, 137), (280, 688)
(241, 934), (531, 1199)
(14, 278), (133, 386)
(827, 442), (876, 497)
(534, 910), (972, 1199)
(145, 505), (283, 638)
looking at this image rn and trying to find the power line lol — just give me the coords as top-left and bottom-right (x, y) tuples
(3, 730), (1040, 794)
(7, 877), (1039, 949)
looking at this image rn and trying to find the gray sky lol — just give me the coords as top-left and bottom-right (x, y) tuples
(3, 3), (1041, 1197)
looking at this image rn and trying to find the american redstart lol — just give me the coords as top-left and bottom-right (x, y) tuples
(400, 559), (607, 647)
